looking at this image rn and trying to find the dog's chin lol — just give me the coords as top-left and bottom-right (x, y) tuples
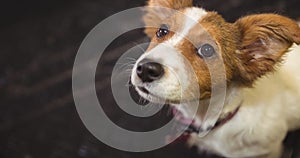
(135, 86), (196, 105)
(135, 86), (201, 135)
(135, 86), (169, 104)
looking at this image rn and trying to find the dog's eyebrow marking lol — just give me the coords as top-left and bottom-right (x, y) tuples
(166, 7), (207, 46)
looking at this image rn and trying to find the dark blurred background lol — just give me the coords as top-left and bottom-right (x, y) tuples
(1, 0), (300, 158)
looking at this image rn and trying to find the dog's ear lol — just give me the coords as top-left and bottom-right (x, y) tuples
(143, 0), (193, 37)
(234, 14), (300, 85)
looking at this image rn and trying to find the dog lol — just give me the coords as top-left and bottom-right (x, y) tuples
(130, 0), (300, 157)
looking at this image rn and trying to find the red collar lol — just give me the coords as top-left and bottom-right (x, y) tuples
(212, 106), (240, 130)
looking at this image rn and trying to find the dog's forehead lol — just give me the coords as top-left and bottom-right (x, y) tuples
(182, 7), (208, 22)
(165, 7), (214, 47)
(168, 7), (207, 45)
(171, 7), (208, 34)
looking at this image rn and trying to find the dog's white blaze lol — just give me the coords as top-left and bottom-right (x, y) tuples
(131, 43), (198, 101)
(131, 8), (206, 101)
(141, 44), (189, 90)
(167, 7), (207, 45)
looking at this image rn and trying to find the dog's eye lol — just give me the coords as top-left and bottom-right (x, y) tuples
(156, 24), (169, 38)
(197, 44), (215, 58)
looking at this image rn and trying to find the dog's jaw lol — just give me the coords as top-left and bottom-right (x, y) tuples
(171, 86), (243, 132)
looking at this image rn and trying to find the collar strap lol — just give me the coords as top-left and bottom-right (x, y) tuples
(186, 106), (241, 134)
(212, 106), (240, 130)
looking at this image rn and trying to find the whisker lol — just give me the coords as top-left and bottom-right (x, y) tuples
(115, 61), (135, 70)
(125, 57), (138, 62)
(125, 81), (132, 87)
(116, 60), (136, 65)
(138, 96), (143, 104)
(131, 41), (147, 53)
(113, 61), (135, 79)
(167, 105), (173, 117)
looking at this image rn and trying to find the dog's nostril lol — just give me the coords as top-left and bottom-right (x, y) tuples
(136, 59), (164, 83)
(136, 64), (143, 74)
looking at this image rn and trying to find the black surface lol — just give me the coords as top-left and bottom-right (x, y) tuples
(1, 0), (300, 158)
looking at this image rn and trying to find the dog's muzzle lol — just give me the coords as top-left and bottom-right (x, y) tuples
(136, 59), (164, 83)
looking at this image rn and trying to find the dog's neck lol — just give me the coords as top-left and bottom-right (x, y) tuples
(170, 85), (243, 133)
(185, 85), (243, 126)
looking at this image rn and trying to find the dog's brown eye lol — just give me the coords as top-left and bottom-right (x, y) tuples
(156, 24), (169, 38)
(197, 44), (215, 58)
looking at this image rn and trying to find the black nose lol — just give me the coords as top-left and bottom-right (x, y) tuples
(136, 59), (164, 83)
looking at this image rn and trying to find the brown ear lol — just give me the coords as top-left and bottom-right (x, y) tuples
(234, 14), (300, 85)
(143, 0), (193, 37)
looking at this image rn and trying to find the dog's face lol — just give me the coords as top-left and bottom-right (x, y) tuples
(131, 8), (219, 104)
(131, 0), (300, 105)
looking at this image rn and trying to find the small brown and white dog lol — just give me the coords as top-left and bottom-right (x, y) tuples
(130, 0), (300, 157)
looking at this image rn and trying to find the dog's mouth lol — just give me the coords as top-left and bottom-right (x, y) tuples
(133, 85), (199, 133)
(135, 86), (182, 104)
(137, 86), (149, 94)
(172, 105), (240, 135)
(171, 107), (201, 134)
(135, 85), (195, 105)
(135, 85), (240, 133)
(130, 80), (240, 140)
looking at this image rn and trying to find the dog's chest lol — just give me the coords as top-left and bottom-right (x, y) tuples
(191, 45), (300, 157)
(194, 108), (278, 157)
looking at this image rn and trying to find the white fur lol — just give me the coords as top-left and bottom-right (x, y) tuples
(131, 8), (206, 102)
(189, 44), (300, 158)
(131, 44), (186, 101)
(132, 6), (300, 157)
(167, 8), (207, 45)
(133, 44), (300, 157)
(131, 43), (200, 102)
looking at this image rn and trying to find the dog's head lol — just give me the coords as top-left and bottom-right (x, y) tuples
(131, 0), (300, 105)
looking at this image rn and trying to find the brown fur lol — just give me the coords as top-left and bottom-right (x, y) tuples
(143, 0), (193, 38)
(143, 0), (300, 97)
(194, 13), (300, 88)
(234, 14), (300, 85)
(137, 1), (300, 157)
(147, 0), (193, 9)
(198, 12), (241, 90)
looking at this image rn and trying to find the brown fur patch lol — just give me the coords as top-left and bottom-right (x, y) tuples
(234, 14), (300, 85)
(144, 11), (181, 51)
(143, 0), (193, 38)
(147, 0), (193, 9)
(169, 12), (242, 98)
(143, 0), (300, 98)
(199, 12), (241, 84)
